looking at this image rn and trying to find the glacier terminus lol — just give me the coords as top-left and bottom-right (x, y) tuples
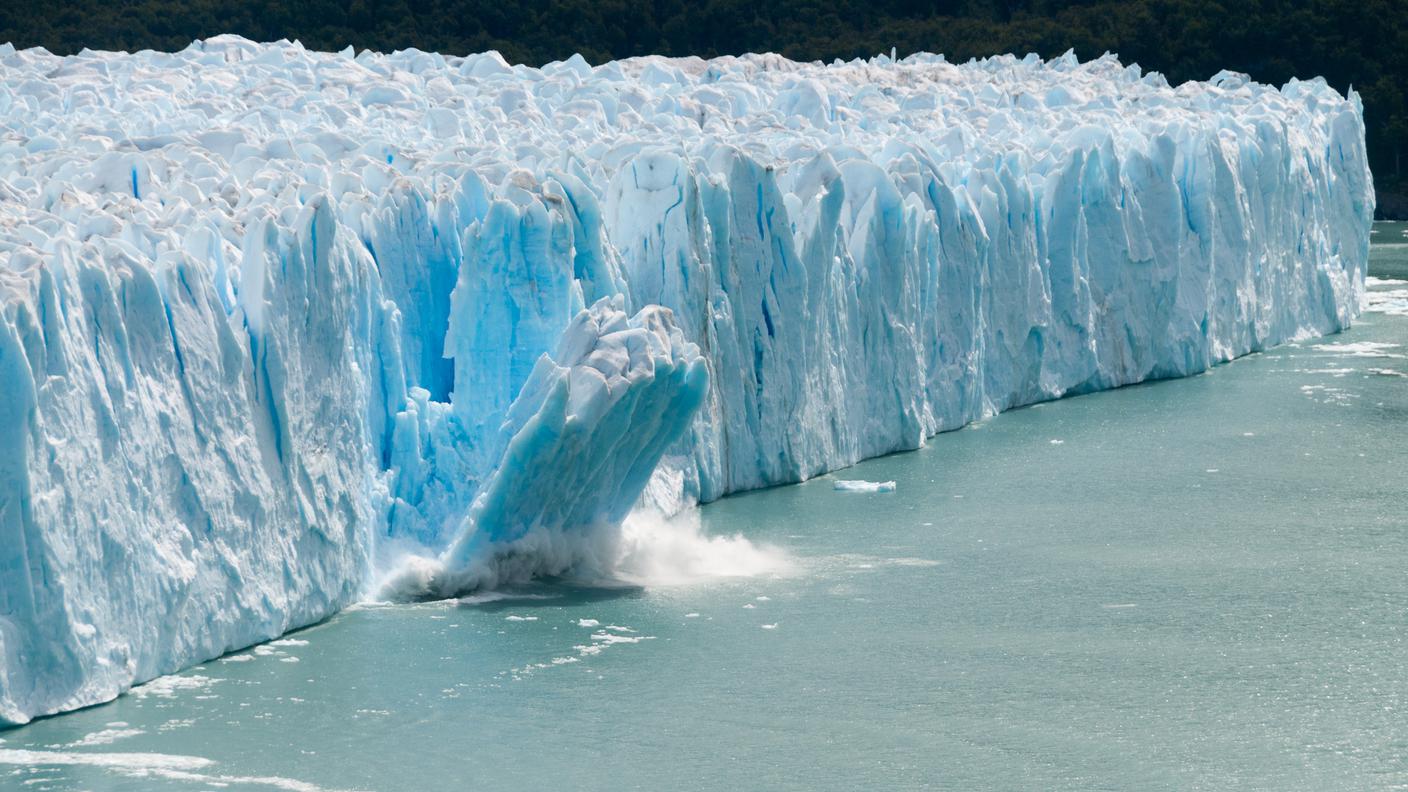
(0, 36), (1373, 725)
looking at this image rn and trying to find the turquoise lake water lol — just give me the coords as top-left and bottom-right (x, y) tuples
(3, 227), (1407, 791)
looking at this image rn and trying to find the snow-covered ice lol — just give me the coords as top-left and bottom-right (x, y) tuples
(0, 37), (1373, 724)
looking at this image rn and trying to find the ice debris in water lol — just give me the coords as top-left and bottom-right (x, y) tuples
(1310, 342), (1404, 358)
(833, 480), (898, 493)
(1362, 279), (1408, 316)
(0, 37), (1373, 724)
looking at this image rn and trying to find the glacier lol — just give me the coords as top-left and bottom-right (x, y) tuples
(0, 36), (1373, 725)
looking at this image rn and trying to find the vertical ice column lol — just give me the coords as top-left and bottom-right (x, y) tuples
(396, 297), (709, 597)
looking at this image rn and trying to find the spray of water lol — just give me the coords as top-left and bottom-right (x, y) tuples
(609, 507), (795, 586)
(371, 506), (793, 601)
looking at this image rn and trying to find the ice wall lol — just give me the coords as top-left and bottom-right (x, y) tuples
(0, 38), (1374, 724)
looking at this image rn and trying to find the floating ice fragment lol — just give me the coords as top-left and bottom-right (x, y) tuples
(269, 639), (310, 647)
(129, 675), (219, 700)
(833, 480), (897, 493)
(574, 632), (654, 657)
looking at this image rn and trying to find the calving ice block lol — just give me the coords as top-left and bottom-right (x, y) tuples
(0, 36), (1373, 724)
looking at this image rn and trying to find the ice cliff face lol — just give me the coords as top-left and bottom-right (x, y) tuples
(0, 37), (1374, 724)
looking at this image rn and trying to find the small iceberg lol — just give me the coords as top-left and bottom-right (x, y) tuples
(833, 480), (897, 493)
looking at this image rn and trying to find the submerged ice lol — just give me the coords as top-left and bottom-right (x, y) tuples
(0, 37), (1373, 724)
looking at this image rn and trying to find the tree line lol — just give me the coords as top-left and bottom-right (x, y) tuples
(2, 0), (1404, 216)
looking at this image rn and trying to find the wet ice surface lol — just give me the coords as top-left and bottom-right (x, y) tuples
(3, 234), (1406, 790)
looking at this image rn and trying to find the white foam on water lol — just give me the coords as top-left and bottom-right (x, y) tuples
(455, 591), (558, 606)
(887, 558), (943, 568)
(0, 750), (359, 792)
(1311, 341), (1405, 358)
(120, 766), (368, 792)
(0, 748), (212, 771)
(66, 728), (144, 748)
(819, 553), (942, 573)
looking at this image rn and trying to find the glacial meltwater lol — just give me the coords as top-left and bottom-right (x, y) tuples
(3, 226), (1407, 790)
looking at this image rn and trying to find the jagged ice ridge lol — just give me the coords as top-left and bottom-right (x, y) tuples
(0, 36), (1374, 724)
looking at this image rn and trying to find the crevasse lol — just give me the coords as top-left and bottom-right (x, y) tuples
(0, 37), (1373, 725)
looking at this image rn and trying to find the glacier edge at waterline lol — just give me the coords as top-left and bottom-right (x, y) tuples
(0, 37), (1373, 725)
